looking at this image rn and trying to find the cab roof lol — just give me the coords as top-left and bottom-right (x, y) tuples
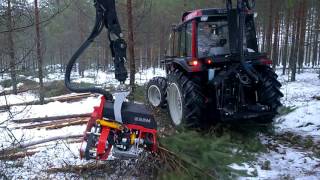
(182, 8), (228, 22)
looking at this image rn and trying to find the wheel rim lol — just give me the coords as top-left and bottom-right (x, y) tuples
(148, 85), (162, 107)
(168, 83), (183, 125)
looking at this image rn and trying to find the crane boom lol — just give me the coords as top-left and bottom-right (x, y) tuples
(65, 0), (128, 100)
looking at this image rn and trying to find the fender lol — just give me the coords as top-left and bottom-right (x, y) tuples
(171, 57), (204, 73)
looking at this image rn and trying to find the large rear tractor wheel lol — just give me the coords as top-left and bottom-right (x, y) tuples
(167, 69), (205, 127)
(256, 66), (284, 123)
(146, 77), (167, 108)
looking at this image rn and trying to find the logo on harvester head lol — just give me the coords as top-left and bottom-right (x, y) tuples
(134, 117), (151, 123)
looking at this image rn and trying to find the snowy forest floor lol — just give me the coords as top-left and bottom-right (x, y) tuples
(0, 68), (319, 179)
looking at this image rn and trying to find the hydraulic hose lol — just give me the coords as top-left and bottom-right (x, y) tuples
(64, 7), (113, 100)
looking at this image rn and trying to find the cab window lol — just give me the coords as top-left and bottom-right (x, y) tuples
(178, 23), (192, 57)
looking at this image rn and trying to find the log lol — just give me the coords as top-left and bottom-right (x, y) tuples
(0, 151), (38, 160)
(0, 93), (96, 110)
(66, 139), (83, 144)
(46, 163), (106, 174)
(16, 117), (89, 129)
(12, 113), (91, 124)
(45, 119), (89, 130)
(48, 93), (96, 103)
(0, 134), (83, 154)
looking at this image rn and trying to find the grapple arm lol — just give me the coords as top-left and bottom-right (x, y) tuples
(96, 0), (128, 83)
(64, 0), (128, 100)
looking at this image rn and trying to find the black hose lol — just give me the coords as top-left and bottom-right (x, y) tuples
(64, 8), (113, 100)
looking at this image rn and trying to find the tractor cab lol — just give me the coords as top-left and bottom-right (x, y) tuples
(167, 8), (259, 72)
(149, 2), (283, 128)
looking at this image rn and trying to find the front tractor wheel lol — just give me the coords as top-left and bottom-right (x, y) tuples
(146, 77), (167, 108)
(167, 70), (205, 127)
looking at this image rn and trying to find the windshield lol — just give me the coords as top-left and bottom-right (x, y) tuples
(197, 20), (230, 57)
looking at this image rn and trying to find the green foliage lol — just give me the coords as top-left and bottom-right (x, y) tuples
(0, 79), (15, 88)
(278, 106), (297, 115)
(20, 79), (38, 89)
(43, 80), (96, 97)
(0, 78), (37, 89)
(133, 85), (145, 103)
(303, 136), (314, 149)
(76, 82), (97, 89)
(286, 0), (296, 9)
(43, 80), (70, 97)
(159, 124), (267, 179)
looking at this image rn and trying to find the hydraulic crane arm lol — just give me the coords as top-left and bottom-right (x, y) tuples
(226, 0), (258, 83)
(65, 0), (128, 100)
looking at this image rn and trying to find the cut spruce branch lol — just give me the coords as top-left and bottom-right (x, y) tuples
(0, 93), (96, 110)
(0, 134), (83, 154)
(157, 145), (217, 179)
(12, 113), (91, 124)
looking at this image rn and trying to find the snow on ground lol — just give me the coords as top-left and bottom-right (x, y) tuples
(231, 69), (320, 179)
(233, 145), (320, 180)
(254, 145), (320, 180)
(0, 96), (98, 178)
(276, 100), (320, 137)
(0, 96), (100, 150)
(0, 83), (24, 92)
(275, 70), (320, 137)
(0, 92), (38, 106)
(0, 142), (85, 179)
(279, 71), (320, 107)
(0, 74), (12, 82)
(0, 97), (100, 122)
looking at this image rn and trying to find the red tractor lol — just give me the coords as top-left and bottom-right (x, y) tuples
(146, 2), (283, 127)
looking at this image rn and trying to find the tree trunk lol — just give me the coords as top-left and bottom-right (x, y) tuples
(127, 0), (135, 98)
(104, 34), (109, 71)
(291, 2), (302, 82)
(261, 18), (267, 52)
(297, 0), (307, 74)
(313, 8), (320, 67)
(77, 2), (86, 78)
(35, 0), (44, 104)
(282, 9), (291, 75)
(7, 0), (17, 95)
(305, 7), (313, 66)
(265, 0), (274, 57)
(272, 9), (280, 70)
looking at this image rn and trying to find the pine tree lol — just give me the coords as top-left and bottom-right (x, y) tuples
(127, 0), (135, 99)
(34, 0), (44, 104)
